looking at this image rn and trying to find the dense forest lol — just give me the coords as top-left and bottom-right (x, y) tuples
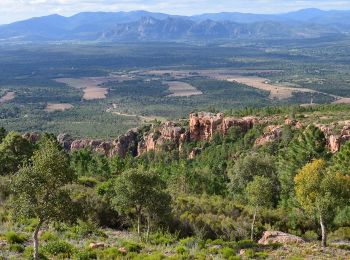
(0, 105), (350, 259)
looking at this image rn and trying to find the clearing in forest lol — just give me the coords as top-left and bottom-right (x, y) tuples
(226, 76), (316, 100)
(45, 103), (74, 112)
(55, 77), (109, 100)
(0, 91), (15, 104)
(165, 81), (202, 97)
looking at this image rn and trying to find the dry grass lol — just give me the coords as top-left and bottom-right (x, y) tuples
(44, 103), (74, 112)
(165, 81), (202, 97)
(0, 91), (15, 104)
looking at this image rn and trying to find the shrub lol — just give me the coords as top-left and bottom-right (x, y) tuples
(175, 245), (189, 255)
(179, 237), (197, 249)
(96, 247), (121, 259)
(5, 231), (27, 244)
(122, 241), (142, 253)
(41, 231), (59, 242)
(244, 249), (256, 258)
(148, 231), (177, 245)
(43, 240), (75, 257)
(236, 240), (257, 249)
(23, 246), (48, 260)
(73, 250), (97, 260)
(329, 227), (350, 241)
(9, 243), (24, 253)
(68, 221), (105, 239)
(303, 230), (319, 241)
(255, 251), (269, 259)
(78, 177), (98, 187)
(221, 247), (236, 259)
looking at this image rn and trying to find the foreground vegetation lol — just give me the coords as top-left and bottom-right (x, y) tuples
(1, 105), (350, 259)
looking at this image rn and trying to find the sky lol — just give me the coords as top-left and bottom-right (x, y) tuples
(1, 0), (350, 24)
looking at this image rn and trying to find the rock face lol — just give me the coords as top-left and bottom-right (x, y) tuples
(255, 125), (283, 146)
(57, 133), (74, 150)
(189, 112), (256, 141)
(258, 231), (305, 245)
(315, 123), (350, 153)
(189, 112), (223, 141)
(22, 132), (40, 143)
(138, 122), (187, 154)
(110, 130), (138, 158)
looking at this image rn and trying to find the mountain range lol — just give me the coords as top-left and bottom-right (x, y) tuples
(1, 9), (350, 42)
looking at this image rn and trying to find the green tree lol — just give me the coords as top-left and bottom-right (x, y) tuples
(245, 176), (274, 240)
(294, 159), (350, 247)
(0, 127), (7, 143)
(0, 131), (33, 175)
(279, 125), (328, 206)
(228, 153), (279, 202)
(330, 140), (350, 175)
(12, 139), (77, 259)
(108, 169), (171, 238)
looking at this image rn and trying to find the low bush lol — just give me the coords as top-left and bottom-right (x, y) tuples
(221, 247), (236, 259)
(40, 231), (59, 242)
(43, 240), (75, 257)
(122, 241), (142, 253)
(73, 249), (97, 260)
(9, 243), (24, 253)
(303, 230), (319, 241)
(148, 231), (177, 245)
(329, 227), (350, 241)
(236, 240), (257, 249)
(5, 231), (27, 244)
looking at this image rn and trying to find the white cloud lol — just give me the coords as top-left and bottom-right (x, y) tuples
(1, 0), (350, 24)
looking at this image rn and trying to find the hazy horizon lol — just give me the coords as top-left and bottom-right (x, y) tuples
(1, 0), (350, 25)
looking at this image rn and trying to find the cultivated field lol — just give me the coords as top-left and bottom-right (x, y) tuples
(165, 81), (202, 97)
(44, 103), (74, 112)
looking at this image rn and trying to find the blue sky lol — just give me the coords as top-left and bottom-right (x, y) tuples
(1, 0), (350, 24)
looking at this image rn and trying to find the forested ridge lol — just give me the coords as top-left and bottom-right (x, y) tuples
(0, 105), (350, 259)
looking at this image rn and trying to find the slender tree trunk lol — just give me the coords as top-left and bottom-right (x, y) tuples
(251, 207), (257, 241)
(146, 215), (151, 242)
(320, 214), (327, 247)
(137, 214), (141, 236)
(33, 220), (43, 260)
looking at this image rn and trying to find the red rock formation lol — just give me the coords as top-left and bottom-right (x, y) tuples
(57, 133), (74, 150)
(22, 132), (40, 143)
(255, 125), (283, 146)
(110, 130), (138, 158)
(189, 112), (223, 141)
(221, 116), (257, 135)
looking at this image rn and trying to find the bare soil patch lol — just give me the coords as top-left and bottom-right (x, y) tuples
(55, 75), (133, 100)
(332, 97), (350, 104)
(165, 81), (202, 97)
(226, 76), (317, 100)
(45, 103), (74, 112)
(0, 91), (15, 104)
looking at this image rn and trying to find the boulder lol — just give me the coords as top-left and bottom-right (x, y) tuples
(258, 231), (305, 245)
(89, 242), (106, 249)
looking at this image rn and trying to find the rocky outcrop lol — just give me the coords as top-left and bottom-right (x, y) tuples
(258, 231), (305, 245)
(315, 123), (350, 153)
(255, 125), (283, 146)
(138, 122), (187, 154)
(189, 112), (257, 141)
(189, 112), (223, 141)
(22, 132), (40, 143)
(57, 133), (74, 150)
(110, 130), (138, 158)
